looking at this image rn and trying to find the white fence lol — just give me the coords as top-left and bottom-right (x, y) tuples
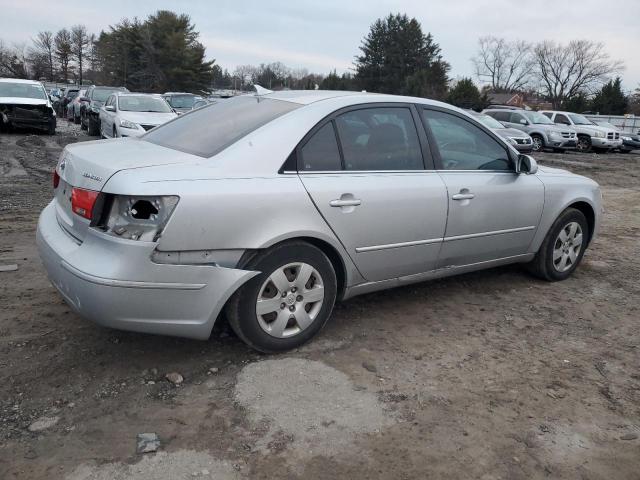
(584, 114), (640, 134)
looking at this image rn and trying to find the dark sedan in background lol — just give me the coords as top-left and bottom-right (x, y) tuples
(81, 85), (129, 135)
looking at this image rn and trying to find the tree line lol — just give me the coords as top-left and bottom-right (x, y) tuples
(1, 11), (638, 114)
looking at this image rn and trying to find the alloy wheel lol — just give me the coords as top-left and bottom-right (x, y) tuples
(552, 222), (583, 272)
(532, 136), (543, 151)
(255, 262), (325, 338)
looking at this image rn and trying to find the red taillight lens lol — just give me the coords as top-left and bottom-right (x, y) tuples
(53, 170), (60, 189)
(71, 188), (99, 219)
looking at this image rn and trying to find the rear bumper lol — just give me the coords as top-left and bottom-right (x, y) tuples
(36, 202), (258, 340)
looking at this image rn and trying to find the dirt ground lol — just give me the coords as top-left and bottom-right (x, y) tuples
(1, 121), (639, 479)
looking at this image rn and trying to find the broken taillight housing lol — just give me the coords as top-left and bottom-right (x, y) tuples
(71, 188), (99, 219)
(94, 195), (179, 242)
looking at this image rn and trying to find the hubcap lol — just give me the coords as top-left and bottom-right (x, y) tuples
(256, 262), (325, 338)
(532, 137), (542, 151)
(553, 222), (583, 272)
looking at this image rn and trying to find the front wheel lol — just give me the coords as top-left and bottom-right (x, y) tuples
(577, 136), (592, 153)
(87, 117), (99, 136)
(531, 134), (544, 152)
(225, 241), (337, 353)
(527, 208), (589, 281)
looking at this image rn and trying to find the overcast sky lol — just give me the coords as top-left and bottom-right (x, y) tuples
(1, 0), (639, 90)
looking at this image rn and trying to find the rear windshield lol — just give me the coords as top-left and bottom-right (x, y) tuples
(144, 96), (300, 157)
(92, 89), (122, 102)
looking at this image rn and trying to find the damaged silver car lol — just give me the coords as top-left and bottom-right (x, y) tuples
(37, 90), (601, 352)
(0, 78), (56, 134)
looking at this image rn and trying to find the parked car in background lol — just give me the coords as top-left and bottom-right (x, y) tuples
(61, 87), (80, 117)
(483, 109), (577, 152)
(162, 92), (203, 114)
(66, 88), (87, 123)
(99, 93), (177, 138)
(468, 110), (533, 153)
(0, 78), (56, 134)
(540, 111), (621, 153)
(81, 85), (129, 135)
(590, 119), (640, 153)
(38, 90), (601, 352)
(67, 89), (89, 124)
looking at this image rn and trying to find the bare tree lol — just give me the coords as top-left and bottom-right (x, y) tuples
(472, 36), (534, 92)
(0, 39), (28, 77)
(71, 25), (90, 84)
(54, 28), (72, 82)
(31, 31), (55, 81)
(533, 40), (624, 108)
(232, 64), (255, 90)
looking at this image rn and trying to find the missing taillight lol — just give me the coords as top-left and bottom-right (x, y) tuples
(130, 200), (159, 220)
(71, 188), (99, 219)
(53, 170), (60, 189)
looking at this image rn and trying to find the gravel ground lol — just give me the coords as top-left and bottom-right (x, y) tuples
(1, 122), (639, 479)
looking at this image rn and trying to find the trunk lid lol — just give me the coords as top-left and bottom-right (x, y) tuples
(55, 138), (202, 242)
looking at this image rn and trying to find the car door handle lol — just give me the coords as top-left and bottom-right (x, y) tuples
(452, 193), (475, 200)
(329, 199), (362, 207)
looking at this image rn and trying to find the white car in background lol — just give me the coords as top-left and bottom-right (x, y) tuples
(99, 93), (177, 138)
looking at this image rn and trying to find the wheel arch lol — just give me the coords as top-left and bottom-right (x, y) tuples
(237, 236), (349, 300)
(567, 201), (596, 245)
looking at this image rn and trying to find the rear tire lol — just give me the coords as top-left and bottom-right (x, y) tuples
(225, 241), (337, 353)
(527, 208), (589, 281)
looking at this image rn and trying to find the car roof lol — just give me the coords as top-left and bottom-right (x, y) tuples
(253, 89), (459, 110)
(0, 78), (43, 85)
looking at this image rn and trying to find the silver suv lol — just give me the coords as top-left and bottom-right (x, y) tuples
(540, 111), (622, 153)
(484, 109), (577, 152)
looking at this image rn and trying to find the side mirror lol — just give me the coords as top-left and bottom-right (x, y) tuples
(105, 105), (115, 112)
(516, 154), (538, 175)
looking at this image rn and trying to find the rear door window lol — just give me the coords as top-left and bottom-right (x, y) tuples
(334, 107), (424, 171)
(299, 123), (342, 171)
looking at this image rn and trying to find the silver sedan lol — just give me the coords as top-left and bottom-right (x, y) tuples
(37, 90), (602, 352)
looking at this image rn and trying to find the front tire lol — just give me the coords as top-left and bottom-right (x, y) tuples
(577, 135), (592, 153)
(225, 241), (337, 353)
(87, 117), (99, 136)
(527, 208), (589, 281)
(531, 134), (544, 152)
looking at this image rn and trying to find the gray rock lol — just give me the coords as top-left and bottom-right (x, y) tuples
(137, 433), (161, 453)
(166, 372), (184, 385)
(620, 433), (638, 440)
(362, 362), (377, 373)
(28, 416), (59, 432)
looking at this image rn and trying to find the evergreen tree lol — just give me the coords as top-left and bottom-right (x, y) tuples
(446, 78), (488, 111)
(590, 77), (627, 114)
(563, 92), (591, 113)
(94, 11), (214, 92)
(355, 13), (450, 99)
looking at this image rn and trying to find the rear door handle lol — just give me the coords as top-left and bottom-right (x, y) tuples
(452, 193), (475, 200)
(330, 199), (362, 207)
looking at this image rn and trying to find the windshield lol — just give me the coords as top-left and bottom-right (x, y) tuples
(522, 111), (554, 125)
(144, 96), (300, 157)
(475, 114), (505, 130)
(0, 82), (47, 100)
(569, 114), (595, 126)
(167, 95), (198, 108)
(118, 96), (172, 113)
(92, 89), (119, 102)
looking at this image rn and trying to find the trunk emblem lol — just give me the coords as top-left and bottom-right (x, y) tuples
(82, 172), (103, 182)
